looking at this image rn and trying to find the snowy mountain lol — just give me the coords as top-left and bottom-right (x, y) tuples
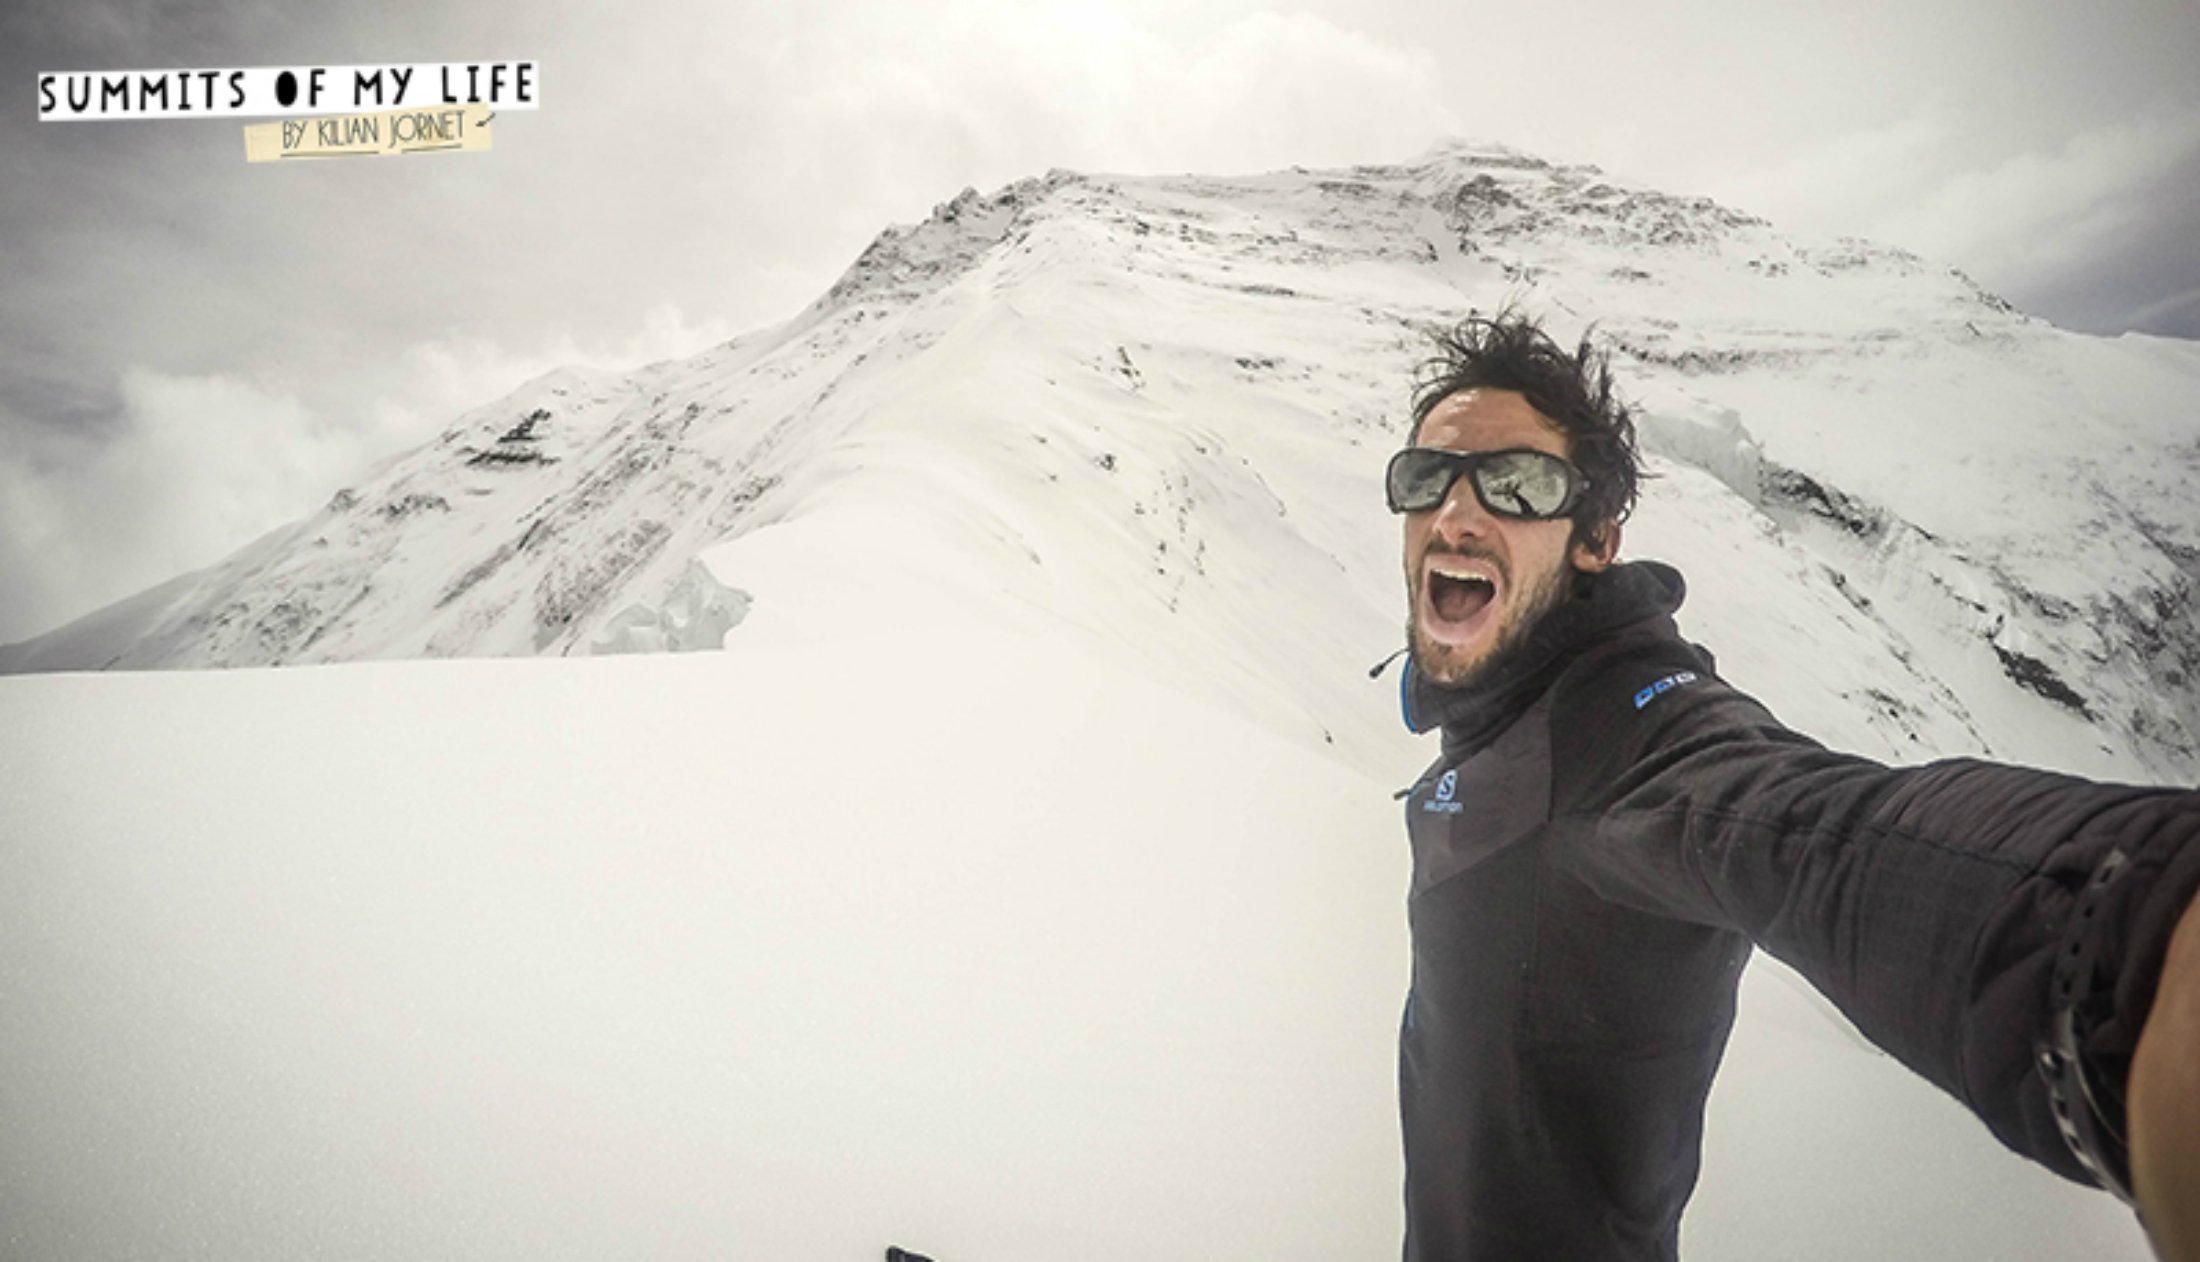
(5, 139), (2197, 786)
(3, 139), (2188, 1259)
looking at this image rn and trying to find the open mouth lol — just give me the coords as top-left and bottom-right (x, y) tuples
(1432, 571), (1494, 620)
(1420, 560), (1501, 645)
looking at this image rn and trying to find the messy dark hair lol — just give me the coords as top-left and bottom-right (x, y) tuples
(1408, 310), (1642, 551)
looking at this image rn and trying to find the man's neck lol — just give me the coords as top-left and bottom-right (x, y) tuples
(1404, 561), (1689, 748)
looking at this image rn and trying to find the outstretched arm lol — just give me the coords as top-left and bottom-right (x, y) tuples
(2133, 889), (2200, 1262)
(1547, 653), (2200, 1204)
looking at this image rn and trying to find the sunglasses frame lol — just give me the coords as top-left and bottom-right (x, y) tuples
(1385, 446), (1590, 520)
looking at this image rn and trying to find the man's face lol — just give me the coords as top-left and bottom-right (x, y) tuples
(1402, 388), (1618, 688)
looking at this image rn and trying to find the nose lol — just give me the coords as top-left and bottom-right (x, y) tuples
(1428, 472), (1493, 544)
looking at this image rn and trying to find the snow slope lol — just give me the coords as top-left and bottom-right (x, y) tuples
(0, 612), (2155, 1259)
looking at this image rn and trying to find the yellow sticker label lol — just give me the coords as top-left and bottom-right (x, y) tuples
(244, 102), (492, 162)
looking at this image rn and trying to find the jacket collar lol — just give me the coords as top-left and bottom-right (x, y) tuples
(1401, 560), (1690, 751)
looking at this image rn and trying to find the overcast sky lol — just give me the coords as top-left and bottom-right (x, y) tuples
(4, 0), (2197, 644)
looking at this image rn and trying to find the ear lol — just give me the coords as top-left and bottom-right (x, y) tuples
(1570, 520), (1621, 573)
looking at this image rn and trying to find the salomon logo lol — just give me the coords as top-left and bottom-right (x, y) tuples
(1634, 671), (1700, 710)
(1422, 769), (1464, 815)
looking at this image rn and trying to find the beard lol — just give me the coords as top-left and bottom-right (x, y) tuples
(1407, 548), (1573, 690)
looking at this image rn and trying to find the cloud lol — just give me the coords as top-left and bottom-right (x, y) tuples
(1139, 10), (1461, 173)
(0, 306), (737, 645)
(1711, 107), (1962, 237)
(1864, 108), (2200, 290)
(352, 304), (740, 448)
(0, 370), (333, 645)
(1705, 101), (2200, 333)
(768, 1), (1457, 200)
(2128, 283), (2200, 336)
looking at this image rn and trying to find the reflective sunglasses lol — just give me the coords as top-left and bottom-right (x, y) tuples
(1385, 446), (1589, 519)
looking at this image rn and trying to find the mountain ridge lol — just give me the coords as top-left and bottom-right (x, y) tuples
(5, 138), (2195, 783)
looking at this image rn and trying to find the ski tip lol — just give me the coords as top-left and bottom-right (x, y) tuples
(886, 1248), (936, 1262)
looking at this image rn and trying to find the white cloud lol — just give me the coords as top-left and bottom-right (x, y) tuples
(0, 371), (338, 645)
(767, 1), (1457, 199)
(1716, 104), (2200, 307)
(0, 306), (738, 645)
(1865, 109), (2200, 287)
(1710, 106), (1962, 237)
(1137, 10), (1461, 173)
(1689, 102), (2200, 332)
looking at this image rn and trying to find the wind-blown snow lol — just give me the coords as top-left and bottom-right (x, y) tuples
(1, 139), (2191, 1256)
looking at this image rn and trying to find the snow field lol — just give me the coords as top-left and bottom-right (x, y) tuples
(0, 629), (1408, 1260)
(0, 614), (2159, 1259)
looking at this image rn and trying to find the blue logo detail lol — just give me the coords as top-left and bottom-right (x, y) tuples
(1422, 768), (1464, 815)
(1633, 671), (1700, 710)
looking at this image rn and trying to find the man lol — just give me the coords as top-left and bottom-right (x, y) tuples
(1387, 312), (2200, 1261)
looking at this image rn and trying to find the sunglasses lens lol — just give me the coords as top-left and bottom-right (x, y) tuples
(1387, 449), (1462, 513)
(1387, 448), (1583, 518)
(1473, 451), (1578, 519)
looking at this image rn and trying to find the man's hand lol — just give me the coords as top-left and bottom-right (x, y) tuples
(2132, 888), (2200, 1262)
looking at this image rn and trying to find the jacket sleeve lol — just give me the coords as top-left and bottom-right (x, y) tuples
(1542, 645), (2200, 1193)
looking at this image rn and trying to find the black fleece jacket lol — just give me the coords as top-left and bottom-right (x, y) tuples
(1397, 560), (2200, 1261)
